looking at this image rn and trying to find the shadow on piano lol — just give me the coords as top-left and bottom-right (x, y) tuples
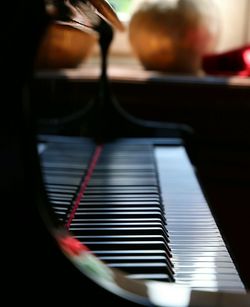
(3, 0), (250, 306)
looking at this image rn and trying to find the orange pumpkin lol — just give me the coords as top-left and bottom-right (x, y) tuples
(35, 0), (125, 69)
(35, 22), (97, 69)
(129, 0), (219, 74)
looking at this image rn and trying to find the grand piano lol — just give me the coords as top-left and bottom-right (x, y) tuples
(4, 0), (250, 305)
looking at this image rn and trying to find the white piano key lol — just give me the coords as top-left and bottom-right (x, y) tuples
(155, 146), (245, 291)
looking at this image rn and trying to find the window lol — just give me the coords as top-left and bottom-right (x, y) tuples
(107, 0), (250, 57)
(109, 0), (134, 20)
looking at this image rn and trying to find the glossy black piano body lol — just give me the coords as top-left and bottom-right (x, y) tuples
(3, 0), (250, 305)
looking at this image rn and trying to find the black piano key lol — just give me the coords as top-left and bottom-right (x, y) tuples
(69, 227), (169, 238)
(42, 169), (85, 176)
(85, 187), (159, 194)
(82, 194), (160, 199)
(70, 225), (169, 241)
(75, 235), (170, 249)
(45, 184), (78, 189)
(74, 211), (165, 220)
(79, 201), (161, 206)
(80, 240), (167, 250)
(43, 176), (82, 186)
(92, 250), (168, 256)
(91, 172), (156, 177)
(42, 162), (88, 170)
(88, 180), (157, 186)
(72, 217), (168, 235)
(75, 207), (162, 212)
(47, 194), (75, 201)
(70, 220), (169, 232)
(70, 221), (164, 227)
(99, 255), (166, 261)
(71, 218), (164, 223)
(108, 262), (174, 281)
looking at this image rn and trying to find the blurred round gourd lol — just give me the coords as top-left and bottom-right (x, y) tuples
(35, 22), (97, 69)
(128, 0), (220, 74)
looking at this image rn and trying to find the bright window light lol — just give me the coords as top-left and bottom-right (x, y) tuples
(109, 0), (134, 21)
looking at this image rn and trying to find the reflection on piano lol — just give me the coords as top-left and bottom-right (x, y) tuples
(5, 0), (250, 306)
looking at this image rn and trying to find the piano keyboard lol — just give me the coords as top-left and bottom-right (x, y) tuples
(39, 135), (245, 292)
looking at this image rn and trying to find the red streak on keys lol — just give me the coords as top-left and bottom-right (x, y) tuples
(65, 144), (103, 230)
(58, 235), (90, 256)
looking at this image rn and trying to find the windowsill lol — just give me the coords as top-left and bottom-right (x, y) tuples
(35, 53), (250, 88)
(33, 56), (250, 147)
